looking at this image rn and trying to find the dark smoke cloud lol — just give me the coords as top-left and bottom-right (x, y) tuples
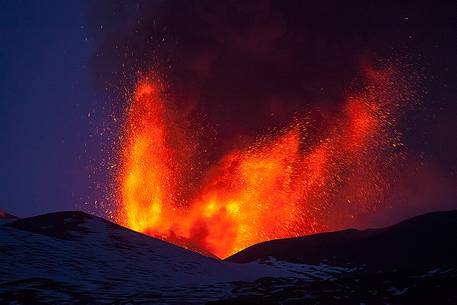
(85, 0), (457, 217)
(85, 1), (425, 134)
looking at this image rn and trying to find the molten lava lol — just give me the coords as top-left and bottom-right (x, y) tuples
(116, 65), (413, 258)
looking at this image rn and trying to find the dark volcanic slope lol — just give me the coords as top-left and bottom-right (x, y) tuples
(1, 210), (457, 304)
(0, 209), (18, 220)
(227, 210), (457, 271)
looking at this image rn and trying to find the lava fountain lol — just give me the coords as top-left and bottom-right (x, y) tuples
(115, 65), (414, 258)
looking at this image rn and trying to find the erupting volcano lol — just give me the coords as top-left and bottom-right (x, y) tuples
(115, 64), (414, 258)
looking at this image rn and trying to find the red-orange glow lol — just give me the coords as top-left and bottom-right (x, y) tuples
(115, 66), (412, 258)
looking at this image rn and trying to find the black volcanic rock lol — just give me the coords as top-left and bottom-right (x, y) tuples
(226, 210), (457, 272)
(5, 211), (94, 240)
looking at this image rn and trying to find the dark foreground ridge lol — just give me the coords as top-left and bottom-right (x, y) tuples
(1, 210), (457, 304)
(0, 209), (18, 220)
(227, 210), (457, 271)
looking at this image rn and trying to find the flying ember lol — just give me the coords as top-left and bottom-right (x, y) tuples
(115, 65), (413, 258)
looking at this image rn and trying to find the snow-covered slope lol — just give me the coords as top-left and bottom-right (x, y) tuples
(0, 211), (346, 304)
(2, 210), (456, 304)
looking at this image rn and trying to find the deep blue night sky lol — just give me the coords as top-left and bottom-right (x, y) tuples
(0, 1), (100, 216)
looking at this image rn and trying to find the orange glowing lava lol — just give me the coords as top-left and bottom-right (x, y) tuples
(115, 65), (413, 258)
